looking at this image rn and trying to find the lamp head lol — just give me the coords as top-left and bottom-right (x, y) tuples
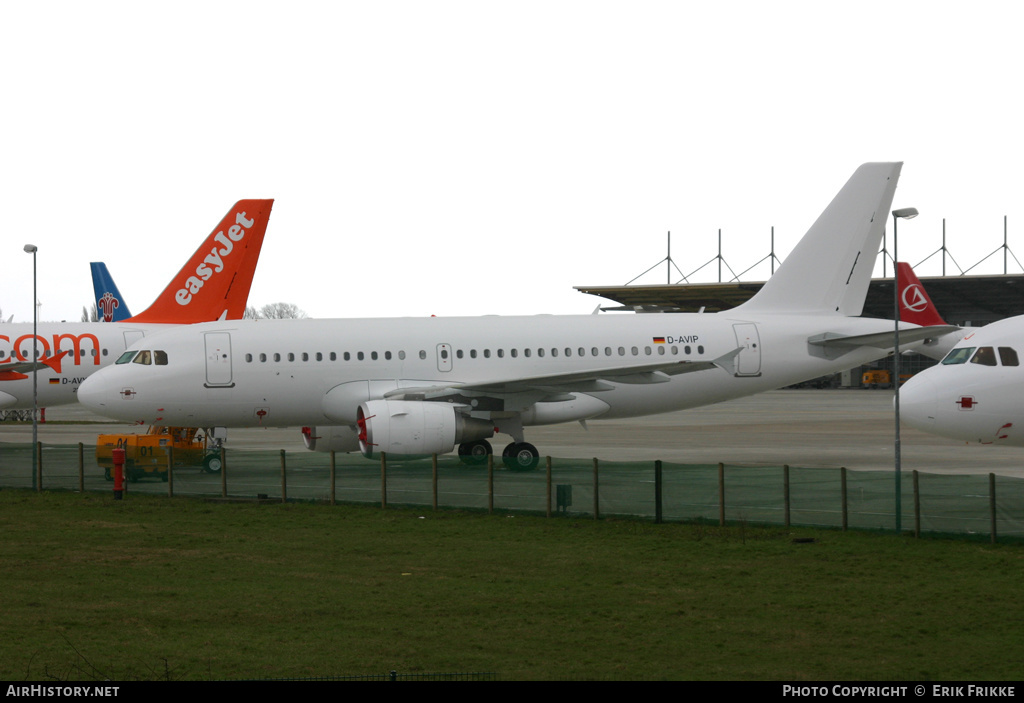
(892, 207), (919, 220)
(23, 244), (37, 253)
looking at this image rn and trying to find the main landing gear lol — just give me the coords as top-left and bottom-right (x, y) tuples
(457, 439), (540, 471)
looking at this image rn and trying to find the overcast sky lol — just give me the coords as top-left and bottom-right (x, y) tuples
(3, 1), (1023, 323)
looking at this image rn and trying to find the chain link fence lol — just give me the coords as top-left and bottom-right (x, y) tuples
(2, 441), (1022, 541)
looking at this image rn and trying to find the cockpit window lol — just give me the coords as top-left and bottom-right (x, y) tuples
(970, 347), (997, 366)
(941, 347), (975, 365)
(116, 351), (138, 364)
(154, 350), (168, 366)
(999, 347), (1019, 367)
(133, 350), (152, 365)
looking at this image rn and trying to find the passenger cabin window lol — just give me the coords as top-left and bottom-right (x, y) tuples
(999, 347), (1020, 366)
(970, 347), (997, 366)
(942, 347), (975, 365)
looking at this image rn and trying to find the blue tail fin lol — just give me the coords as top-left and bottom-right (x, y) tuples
(90, 262), (133, 322)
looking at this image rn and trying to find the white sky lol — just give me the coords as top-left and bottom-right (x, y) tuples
(3, 1), (1023, 323)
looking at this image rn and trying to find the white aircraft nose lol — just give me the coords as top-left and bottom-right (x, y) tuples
(77, 374), (111, 415)
(0, 390), (17, 409)
(898, 372), (938, 431)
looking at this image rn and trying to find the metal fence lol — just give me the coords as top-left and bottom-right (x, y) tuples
(2, 441), (1022, 541)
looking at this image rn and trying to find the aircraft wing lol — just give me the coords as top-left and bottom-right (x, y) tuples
(383, 348), (742, 401)
(0, 351), (71, 377)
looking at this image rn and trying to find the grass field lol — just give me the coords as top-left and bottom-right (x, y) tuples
(2, 489), (1022, 681)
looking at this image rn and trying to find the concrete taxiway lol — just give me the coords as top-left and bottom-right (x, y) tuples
(2, 389), (1022, 478)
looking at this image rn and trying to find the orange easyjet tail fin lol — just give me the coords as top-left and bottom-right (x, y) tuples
(127, 200), (273, 323)
(897, 262), (947, 327)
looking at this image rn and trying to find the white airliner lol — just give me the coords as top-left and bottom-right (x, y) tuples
(0, 200), (273, 409)
(78, 163), (956, 469)
(901, 317), (1024, 445)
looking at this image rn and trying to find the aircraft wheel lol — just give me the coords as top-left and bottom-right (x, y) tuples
(458, 439), (492, 466)
(203, 454), (223, 474)
(502, 442), (540, 471)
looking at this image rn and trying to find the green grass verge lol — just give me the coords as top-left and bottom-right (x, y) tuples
(1, 489), (1021, 681)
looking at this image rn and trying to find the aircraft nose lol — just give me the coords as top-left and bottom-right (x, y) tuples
(899, 372), (938, 431)
(77, 373), (111, 415)
(0, 390), (17, 409)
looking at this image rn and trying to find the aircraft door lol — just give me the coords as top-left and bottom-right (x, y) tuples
(437, 343), (453, 372)
(205, 332), (234, 387)
(732, 323), (762, 377)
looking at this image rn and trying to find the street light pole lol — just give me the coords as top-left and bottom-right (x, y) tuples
(891, 208), (918, 533)
(23, 244), (38, 491)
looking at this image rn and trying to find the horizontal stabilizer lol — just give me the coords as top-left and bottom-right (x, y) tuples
(808, 325), (961, 359)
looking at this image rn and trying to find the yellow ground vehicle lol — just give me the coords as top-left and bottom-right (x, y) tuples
(861, 370), (891, 389)
(97, 426), (215, 481)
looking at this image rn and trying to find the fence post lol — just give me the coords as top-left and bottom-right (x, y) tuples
(913, 470), (920, 539)
(36, 441), (42, 492)
(167, 444), (173, 498)
(487, 453), (494, 515)
(783, 464), (790, 527)
(546, 457), (552, 518)
(841, 467), (848, 531)
(280, 449), (287, 504)
(654, 460), (663, 524)
(718, 462), (725, 527)
(432, 454), (438, 511)
(380, 452), (387, 509)
(220, 446), (227, 498)
(330, 451), (336, 506)
(78, 442), (84, 493)
(990, 473), (997, 545)
(593, 457), (600, 520)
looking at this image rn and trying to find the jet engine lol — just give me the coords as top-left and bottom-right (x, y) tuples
(356, 399), (494, 458)
(301, 425), (361, 453)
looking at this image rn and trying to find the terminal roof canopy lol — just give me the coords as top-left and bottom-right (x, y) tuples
(575, 273), (1024, 326)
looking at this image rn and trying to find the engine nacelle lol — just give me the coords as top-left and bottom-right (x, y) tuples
(356, 400), (494, 458)
(301, 425), (361, 453)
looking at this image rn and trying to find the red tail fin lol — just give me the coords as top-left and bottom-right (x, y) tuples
(897, 262), (947, 326)
(127, 200), (273, 323)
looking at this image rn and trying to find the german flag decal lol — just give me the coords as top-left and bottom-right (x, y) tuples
(653, 337), (666, 344)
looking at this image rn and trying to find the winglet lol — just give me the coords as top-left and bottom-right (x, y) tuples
(735, 163), (902, 317)
(90, 262), (133, 322)
(897, 262), (947, 326)
(127, 200), (274, 323)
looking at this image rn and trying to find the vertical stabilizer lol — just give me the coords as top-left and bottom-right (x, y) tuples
(897, 262), (948, 327)
(735, 163), (901, 316)
(127, 199), (273, 323)
(90, 262), (133, 322)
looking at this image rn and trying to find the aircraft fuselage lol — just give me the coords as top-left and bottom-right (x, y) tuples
(79, 312), (910, 428)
